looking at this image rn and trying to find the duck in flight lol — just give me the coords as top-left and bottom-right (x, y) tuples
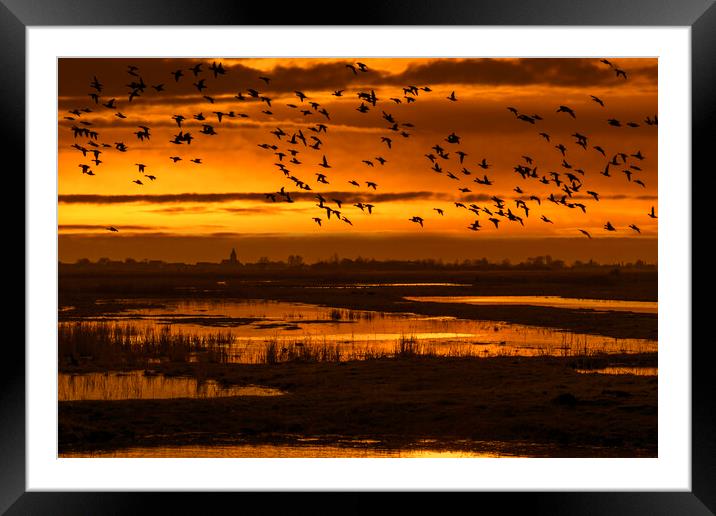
(556, 105), (576, 118)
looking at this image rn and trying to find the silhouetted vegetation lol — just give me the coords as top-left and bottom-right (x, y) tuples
(61, 254), (656, 273)
(59, 322), (233, 369)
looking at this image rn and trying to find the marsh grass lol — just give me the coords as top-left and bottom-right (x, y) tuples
(257, 334), (476, 364)
(327, 308), (375, 321)
(260, 339), (343, 364)
(59, 321), (654, 370)
(254, 331), (653, 364)
(59, 322), (233, 369)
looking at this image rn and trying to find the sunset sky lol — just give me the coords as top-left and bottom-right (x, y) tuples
(58, 57), (658, 263)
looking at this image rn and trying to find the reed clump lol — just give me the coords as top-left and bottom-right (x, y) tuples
(259, 339), (343, 364)
(59, 322), (233, 369)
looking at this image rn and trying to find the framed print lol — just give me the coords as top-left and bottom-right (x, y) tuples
(8, 0), (710, 513)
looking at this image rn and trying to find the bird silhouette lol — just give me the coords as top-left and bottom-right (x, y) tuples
(556, 105), (576, 118)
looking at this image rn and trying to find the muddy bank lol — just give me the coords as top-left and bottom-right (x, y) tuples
(59, 353), (657, 458)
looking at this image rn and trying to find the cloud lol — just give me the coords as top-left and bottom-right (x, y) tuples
(58, 224), (164, 231)
(58, 190), (656, 207)
(385, 58), (656, 88)
(59, 58), (657, 107)
(58, 191), (449, 205)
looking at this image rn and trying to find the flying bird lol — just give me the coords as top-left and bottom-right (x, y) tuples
(556, 105), (576, 118)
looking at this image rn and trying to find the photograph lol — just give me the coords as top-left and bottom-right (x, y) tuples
(57, 56), (659, 459)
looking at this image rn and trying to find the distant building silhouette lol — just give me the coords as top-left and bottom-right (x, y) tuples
(221, 247), (239, 266)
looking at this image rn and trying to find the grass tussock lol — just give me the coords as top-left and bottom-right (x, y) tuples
(260, 340), (343, 364)
(59, 322), (233, 369)
(327, 308), (375, 321)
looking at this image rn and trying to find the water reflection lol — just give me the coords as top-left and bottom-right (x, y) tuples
(60, 443), (520, 458)
(60, 298), (657, 363)
(575, 367), (658, 376)
(58, 371), (284, 401)
(309, 282), (471, 289)
(404, 296), (657, 314)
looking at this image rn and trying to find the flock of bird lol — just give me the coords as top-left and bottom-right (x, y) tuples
(63, 58), (657, 237)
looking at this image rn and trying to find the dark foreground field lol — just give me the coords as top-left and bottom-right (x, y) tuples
(58, 267), (658, 457)
(59, 353), (657, 457)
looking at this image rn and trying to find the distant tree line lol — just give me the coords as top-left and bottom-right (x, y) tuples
(63, 254), (656, 272)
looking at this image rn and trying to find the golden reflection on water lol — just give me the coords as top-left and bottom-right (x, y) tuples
(62, 299), (658, 363)
(58, 371), (284, 401)
(60, 443), (516, 458)
(404, 296), (658, 314)
(575, 366), (658, 376)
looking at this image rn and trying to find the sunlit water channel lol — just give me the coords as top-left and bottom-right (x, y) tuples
(403, 295), (657, 314)
(58, 371), (284, 401)
(60, 298), (657, 362)
(60, 443), (516, 458)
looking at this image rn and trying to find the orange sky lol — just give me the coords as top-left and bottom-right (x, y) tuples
(58, 57), (657, 263)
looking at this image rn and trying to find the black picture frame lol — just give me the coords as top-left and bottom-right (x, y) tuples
(7, 1), (708, 513)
